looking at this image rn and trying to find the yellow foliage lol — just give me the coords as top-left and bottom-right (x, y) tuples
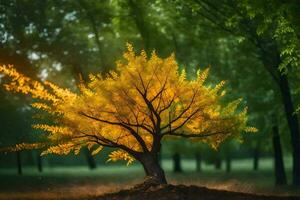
(0, 44), (255, 164)
(107, 150), (135, 166)
(91, 146), (103, 156)
(0, 143), (46, 153)
(41, 143), (74, 155)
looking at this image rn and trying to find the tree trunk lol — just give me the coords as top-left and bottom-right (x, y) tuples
(37, 153), (43, 173)
(172, 153), (183, 173)
(16, 151), (22, 175)
(253, 145), (260, 171)
(215, 157), (221, 170)
(278, 74), (300, 185)
(158, 148), (162, 165)
(140, 154), (167, 184)
(85, 149), (97, 170)
(226, 156), (231, 173)
(195, 153), (202, 172)
(272, 121), (287, 185)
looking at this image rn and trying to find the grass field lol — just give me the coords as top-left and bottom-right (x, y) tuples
(0, 157), (299, 199)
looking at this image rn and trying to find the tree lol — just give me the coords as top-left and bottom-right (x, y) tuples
(0, 44), (255, 184)
(179, 0), (300, 185)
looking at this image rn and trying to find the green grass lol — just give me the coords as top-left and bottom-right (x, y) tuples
(0, 157), (299, 199)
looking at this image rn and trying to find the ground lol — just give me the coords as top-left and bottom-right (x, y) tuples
(0, 158), (299, 200)
(93, 184), (300, 200)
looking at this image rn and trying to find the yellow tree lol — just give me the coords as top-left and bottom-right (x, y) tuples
(0, 44), (256, 184)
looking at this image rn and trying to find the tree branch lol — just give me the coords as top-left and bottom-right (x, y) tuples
(161, 89), (198, 130)
(162, 130), (231, 138)
(79, 112), (149, 152)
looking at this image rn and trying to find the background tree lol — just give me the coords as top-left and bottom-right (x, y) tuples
(176, 0), (300, 185)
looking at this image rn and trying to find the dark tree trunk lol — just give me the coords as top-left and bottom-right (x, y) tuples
(140, 153), (167, 184)
(16, 151), (22, 175)
(253, 145), (260, 171)
(172, 153), (183, 173)
(85, 149), (97, 170)
(278, 74), (300, 185)
(272, 115), (287, 185)
(272, 121), (287, 185)
(195, 153), (202, 172)
(37, 153), (43, 173)
(226, 156), (231, 173)
(215, 157), (221, 170)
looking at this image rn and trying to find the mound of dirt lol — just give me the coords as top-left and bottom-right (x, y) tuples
(92, 183), (300, 200)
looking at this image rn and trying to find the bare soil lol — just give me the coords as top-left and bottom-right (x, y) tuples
(92, 183), (300, 200)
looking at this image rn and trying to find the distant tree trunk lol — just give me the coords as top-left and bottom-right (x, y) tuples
(195, 153), (202, 172)
(272, 117), (287, 185)
(37, 153), (43, 173)
(25, 151), (35, 166)
(215, 157), (221, 170)
(16, 151), (22, 175)
(85, 149), (97, 169)
(253, 144), (260, 171)
(172, 153), (182, 173)
(226, 156), (231, 173)
(139, 153), (167, 184)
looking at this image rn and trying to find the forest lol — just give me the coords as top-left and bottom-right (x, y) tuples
(0, 1), (300, 200)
